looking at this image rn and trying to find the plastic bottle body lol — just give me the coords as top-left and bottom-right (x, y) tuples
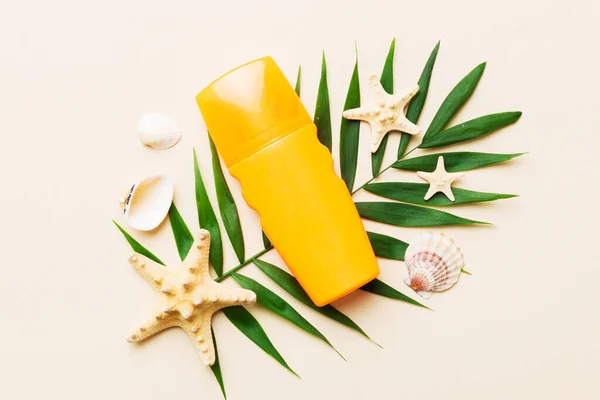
(230, 124), (379, 306)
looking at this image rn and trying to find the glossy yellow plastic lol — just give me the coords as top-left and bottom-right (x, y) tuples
(197, 57), (379, 306)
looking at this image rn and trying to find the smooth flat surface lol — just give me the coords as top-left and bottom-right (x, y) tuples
(1, 0), (598, 399)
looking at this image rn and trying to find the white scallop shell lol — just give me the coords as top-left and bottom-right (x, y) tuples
(137, 113), (182, 150)
(121, 175), (174, 231)
(403, 232), (464, 295)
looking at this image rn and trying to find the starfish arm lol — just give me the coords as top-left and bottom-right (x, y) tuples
(435, 156), (446, 172)
(391, 84), (419, 108)
(393, 117), (421, 135)
(447, 172), (465, 184)
(182, 230), (211, 281)
(218, 284), (258, 304)
(126, 314), (178, 343)
(185, 313), (216, 366)
(423, 185), (439, 201)
(129, 253), (170, 292)
(441, 185), (456, 202)
(343, 107), (376, 121)
(417, 171), (434, 183)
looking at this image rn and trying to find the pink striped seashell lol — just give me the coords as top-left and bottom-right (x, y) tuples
(403, 232), (464, 295)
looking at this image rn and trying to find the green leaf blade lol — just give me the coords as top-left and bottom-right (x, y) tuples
(193, 149), (224, 275)
(364, 182), (518, 206)
(361, 279), (428, 308)
(261, 231), (271, 249)
(399, 40), (440, 158)
(222, 306), (298, 377)
(231, 273), (342, 359)
(356, 201), (490, 227)
(294, 65), (302, 96)
(314, 52), (332, 152)
(340, 53), (361, 192)
(424, 62), (486, 140)
(208, 137), (245, 263)
(113, 221), (165, 266)
(252, 259), (372, 341)
(420, 111), (522, 149)
(366, 231), (408, 261)
(392, 152), (525, 172)
(209, 328), (227, 399)
(168, 203), (194, 261)
(371, 38), (395, 176)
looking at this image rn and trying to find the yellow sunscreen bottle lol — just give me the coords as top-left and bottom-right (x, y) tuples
(197, 57), (379, 306)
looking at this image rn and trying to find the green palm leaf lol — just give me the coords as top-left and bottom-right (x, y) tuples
(222, 306), (299, 377)
(367, 231), (408, 261)
(168, 203), (194, 260)
(361, 279), (428, 308)
(294, 65), (302, 96)
(364, 182), (518, 206)
(210, 328), (227, 399)
(356, 201), (490, 226)
(392, 151), (525, 172)
(371, 38), (395, 176)
(252, 259), (373, 341)
(193, 149), (224, 275)
(209, 137), (245, 263)
(339, 49), (361, 192)
(113, 221), (165, 265)
(314, 52), (332, 152)
(423, 62), (486, 140)
(231, 273), (343, 359)
(420, 111), (522, 149)
(399, 40), (440, 157)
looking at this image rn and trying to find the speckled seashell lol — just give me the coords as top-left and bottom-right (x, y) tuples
(403, 232), (464, 295)
(121, 175), (174, 231)
(137, 113), (182, 150)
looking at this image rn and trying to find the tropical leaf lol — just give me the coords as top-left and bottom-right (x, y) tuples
(295, 65), (302, 96)
(423, 62), (486, 140)
(113, 221), (165, 265)
(314, 52), (332, 152)
(168, 203), (194, 260)
(261, 232), (271, 249)
(420, 111), (522, 149)
(399, 40), (441, 158)
(339, 50), (361, 192)
(208, 137), (245, 263)
(392, 152), (525, 172)
(366, 231), (408, 261)
(356, 201), (490, 226)
(193, 149), (224, 275)
(231, 273), (343, 359)
(364, 182), (518, 206)
(371, 38), (395, 176)
(361, 279), (428, 308)
(252, 259), (373, 340)
(222, 306), (298, 377)
(210, 328), (227, 399)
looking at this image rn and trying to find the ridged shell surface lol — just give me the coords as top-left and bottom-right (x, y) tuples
(403, 232), (464, 293)
(137, 113), (182, 150)
(122, 175), (174, 231)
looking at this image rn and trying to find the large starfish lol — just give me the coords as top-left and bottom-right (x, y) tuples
(342, 74), (421, 152)
(417, 156), (465, 202)
(126, 229), (256, 366)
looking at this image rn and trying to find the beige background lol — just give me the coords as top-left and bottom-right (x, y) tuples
(1, 0), (599, 399)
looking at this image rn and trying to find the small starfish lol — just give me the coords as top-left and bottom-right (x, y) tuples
(342, 74), (421, 152)
(126, 229), (256, 366)
(417, 156), (465, 202)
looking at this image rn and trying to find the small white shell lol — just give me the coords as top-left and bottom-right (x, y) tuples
(122, 175), (174, 231)
(137, 113), (182, 150)
(403, 232), (464, 295)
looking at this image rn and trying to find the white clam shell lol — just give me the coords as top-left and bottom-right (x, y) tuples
(137, 113), (182, 150)
(403, 232), (464, 295)
(122, 175), (174, 231)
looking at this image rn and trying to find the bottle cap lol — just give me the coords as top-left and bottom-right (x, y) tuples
(196, 57), (311, 167)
